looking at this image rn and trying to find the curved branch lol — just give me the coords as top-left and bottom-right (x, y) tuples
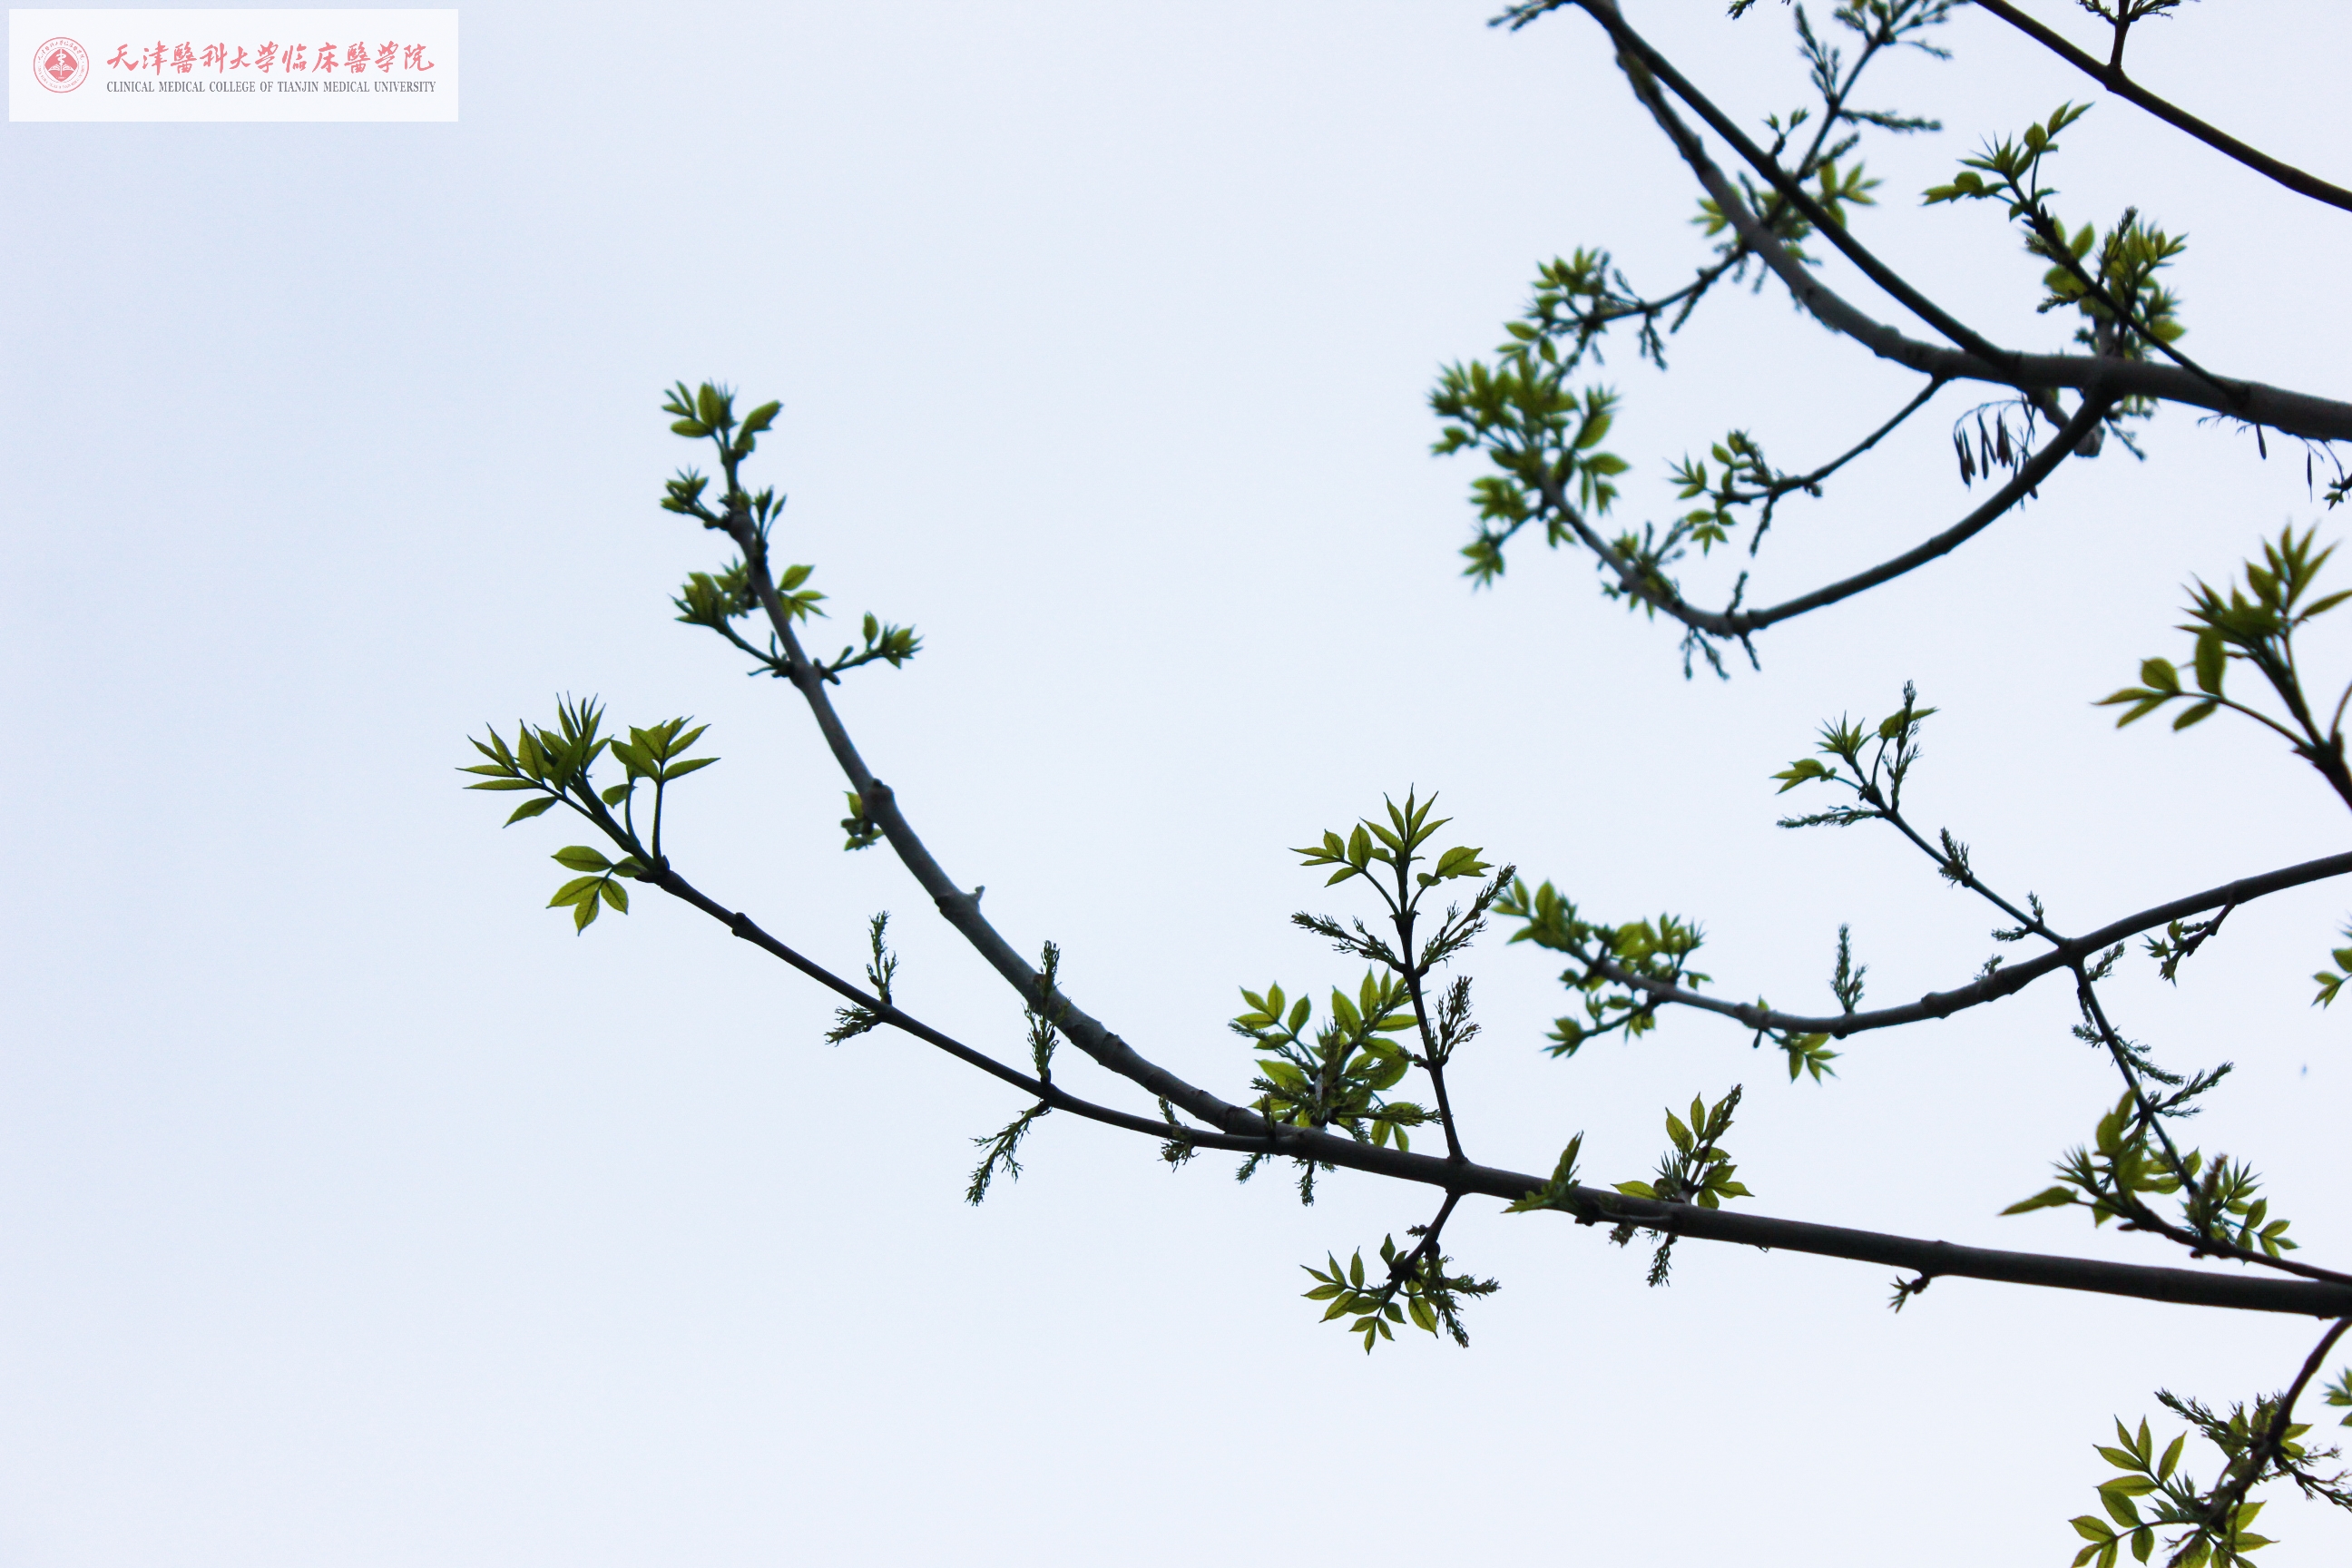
(1573, 847), (2352, 1040)
(716, 505), (1270, 1148)
(650, 843), (2352, 1319)
(668, 497), (2352, 1321)
(595, 475), (2352, 1321)
(1737, 379), (1945, 532)
(1973, 0), (2352, 215)
(1572, 0), (2352, 441)
(1544, 394), (2109, 641)
(1579, 0), (2014, 368)
(643, 862), (1273, 1153)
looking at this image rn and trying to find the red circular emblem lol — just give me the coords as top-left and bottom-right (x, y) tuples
(34, 36), (90, 93)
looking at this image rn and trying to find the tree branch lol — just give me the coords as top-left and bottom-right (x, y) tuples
(642, 863), (1276, 1153)
(1571, 0), (2352, 441)
(713, 501), (1276, 1146)
(660, 494), (2352, 1320)
(651, 844), (2352, 1318)
(1573, 847), (2352, 1040)
(1973, 0), (2352, 214)
(1582, 0), (2015, 367)
(1543, 393), (2109, 642)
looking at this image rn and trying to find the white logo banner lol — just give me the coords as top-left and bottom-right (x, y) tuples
(10, 9), (457, 120)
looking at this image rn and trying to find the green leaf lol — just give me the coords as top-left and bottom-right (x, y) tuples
(504, 796), (558, 826)
(1431, 846), (1490, 881)
(2192, 629), (2225, 694)
(552, 846), (613, 872)
(2002, 1186), (2077, 1215)
(2171, 701), (2219, 730)
(1330, 988), (1363, 1037)
(1259, 1060), (1308, 1092)
(661, 756), (720, 781)
(598, 878), (630, 912)
(1612, 1181), (1658, 1199)
(547, 876), (603, 906)
(1772, 757), (1834, 792)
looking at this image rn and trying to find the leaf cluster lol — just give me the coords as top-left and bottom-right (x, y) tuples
(660, 384), (921, 689)
(459, 699), (718, 930)
(1454, 1), (1957, 650)
(1668, 427), (1838, 558)
(2310, 920), (2352, 1010)
(1295, 793), (1491, 897)
(1608, 1086), (1753, 1286)
(1924, 102), (2092, 215)
(2100, 529), (2352, 833)
(1499, 878), (1711, 1055)
(659, 381), (782, 528)
(1504, 1134), (1587, 1217)
(838, 789), (885, 852)
(1771, 680), (1936, 823)
(2144, 909), (2230, 986)
(1924, 102), (2188, 436)
(2324, 1371), (2352, 1428)
(1230, 974), (1426, 1153)
(1300, 1233), (1501, 1353)
(1289, 793), (1506, 992)
(2004, 1092), (2294, 1261)
(1431, 368), (1627, 588)
(2072, 1391), (2350, 1568)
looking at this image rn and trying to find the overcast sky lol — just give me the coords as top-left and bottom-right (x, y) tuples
(5, 3), (2351, 1563)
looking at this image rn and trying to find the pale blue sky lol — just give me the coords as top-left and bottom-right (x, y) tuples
(5, 3), (2349, 1563)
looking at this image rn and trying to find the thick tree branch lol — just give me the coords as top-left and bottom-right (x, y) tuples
(714, 504), (1271, 1147)
(671, 499), (2352, 1320)
(652, 846), (2352, 1318)
(1580, 0), (2014, 366)
(1570, 0), (2352, 441)
(1973, 0), (2352, 215)
(1575, 847), (2352, 1039)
